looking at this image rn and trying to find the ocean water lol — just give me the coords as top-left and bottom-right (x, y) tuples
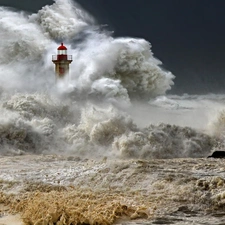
(1, 0), (225, 224)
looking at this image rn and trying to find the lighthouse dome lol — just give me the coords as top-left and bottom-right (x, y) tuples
(57, 43), (67, 50)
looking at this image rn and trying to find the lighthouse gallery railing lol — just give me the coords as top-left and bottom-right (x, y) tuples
(52, 55), (72, 61)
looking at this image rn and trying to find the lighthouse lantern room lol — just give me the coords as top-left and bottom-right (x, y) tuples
(52, 43), (72, 80)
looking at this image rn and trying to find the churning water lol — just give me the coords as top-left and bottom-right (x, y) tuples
(1, 1), (225, 224)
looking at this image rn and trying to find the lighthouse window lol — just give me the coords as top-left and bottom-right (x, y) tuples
(58, 50), (67, 55)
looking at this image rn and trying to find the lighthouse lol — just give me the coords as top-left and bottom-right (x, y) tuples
(52, 43), (72, 81)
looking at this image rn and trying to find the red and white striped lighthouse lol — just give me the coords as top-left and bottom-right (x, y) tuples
(52, 43), (73, 80)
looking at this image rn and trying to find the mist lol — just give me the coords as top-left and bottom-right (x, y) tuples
(0, 0), (223, 160)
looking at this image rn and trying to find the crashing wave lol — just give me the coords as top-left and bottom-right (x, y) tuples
(113, 124), (215, 159)
(0, 0), (174, 102)
(0, 0), (215, 159)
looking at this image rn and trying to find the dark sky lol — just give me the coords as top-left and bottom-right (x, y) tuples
(1, 0), (225, 94)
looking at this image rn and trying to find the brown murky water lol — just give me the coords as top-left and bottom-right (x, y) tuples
(1, 155), (225, 224)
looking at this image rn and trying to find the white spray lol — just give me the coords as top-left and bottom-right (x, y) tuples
(0, 0), (216, 159)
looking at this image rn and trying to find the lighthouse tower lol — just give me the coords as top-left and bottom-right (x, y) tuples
(52, 43), (72, 81)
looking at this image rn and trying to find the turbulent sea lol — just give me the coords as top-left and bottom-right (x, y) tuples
(1, 0), (225, 224)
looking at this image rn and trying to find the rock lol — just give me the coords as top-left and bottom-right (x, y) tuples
(207, 151), (225, 158)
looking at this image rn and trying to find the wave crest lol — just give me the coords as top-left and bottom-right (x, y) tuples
(30, 0), (95, 39)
